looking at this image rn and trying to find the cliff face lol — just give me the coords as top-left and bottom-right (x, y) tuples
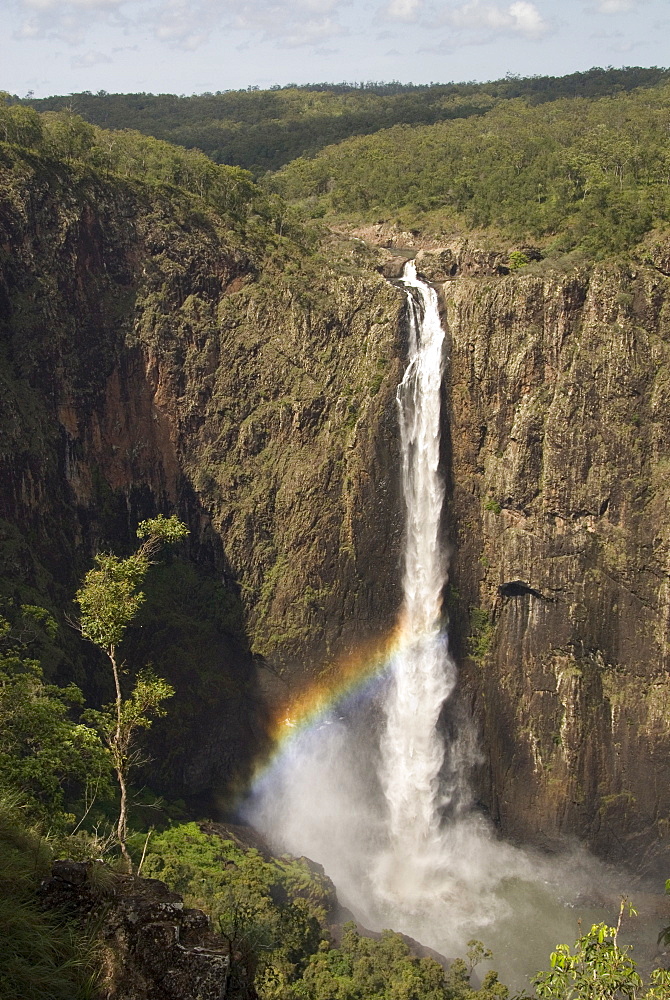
(3, 143), (669, 867)
(0, 149), (404, 802)
(425, 249), (670, 870)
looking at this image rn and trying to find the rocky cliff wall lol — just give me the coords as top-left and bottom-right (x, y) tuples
(3, 145), (669, 867)
(0, 149), (404, 803)
(421, 248), (670, 871)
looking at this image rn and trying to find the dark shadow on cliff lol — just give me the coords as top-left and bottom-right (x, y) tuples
(78, 477), (271, 818)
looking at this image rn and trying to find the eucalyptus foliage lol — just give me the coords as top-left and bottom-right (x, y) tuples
(76, 515), (187, 866)
(17, 68), (670, 174)
(0, 610), (110, 831)
(531, 917), (670, 1000)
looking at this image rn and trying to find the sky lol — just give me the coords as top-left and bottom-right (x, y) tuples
(0, 0), (668, 97)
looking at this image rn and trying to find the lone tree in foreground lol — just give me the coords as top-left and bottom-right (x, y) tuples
(76, 515), (189, 868)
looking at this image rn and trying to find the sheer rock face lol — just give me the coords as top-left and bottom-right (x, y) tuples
(0, 157), (404, 800)
(441, 263), (670, 871)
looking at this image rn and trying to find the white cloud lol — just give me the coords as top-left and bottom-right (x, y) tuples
(387, 0), (422, 22)
(444, 0), (550, 38)
(13, 0), (349, 49)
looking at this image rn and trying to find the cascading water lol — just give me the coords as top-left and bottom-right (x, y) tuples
(246, 261), (615, 985)
(375, 262), (458, 905)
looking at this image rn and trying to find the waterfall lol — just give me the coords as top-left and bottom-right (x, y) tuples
(375, 261), (458, 904)
(246, 260), (606, 984)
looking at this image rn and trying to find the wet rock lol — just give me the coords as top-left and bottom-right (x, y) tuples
(379, 256), (413, 280)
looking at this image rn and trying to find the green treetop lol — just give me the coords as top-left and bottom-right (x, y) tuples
(76, 515), (188, 868)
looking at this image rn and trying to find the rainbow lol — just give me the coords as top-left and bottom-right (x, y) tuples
(250, 622), (407, 784)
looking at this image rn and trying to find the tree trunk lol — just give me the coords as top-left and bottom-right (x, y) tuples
(108, 645), (132, 871)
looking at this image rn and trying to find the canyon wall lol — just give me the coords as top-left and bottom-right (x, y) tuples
(420, 246), (670, 871)
(2, 144), (669, 868)
(0, 149), (404, 804)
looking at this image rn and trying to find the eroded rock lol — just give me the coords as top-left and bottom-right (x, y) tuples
(41, 860), (237, 1000)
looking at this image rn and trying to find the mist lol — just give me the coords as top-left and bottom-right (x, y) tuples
(243, 263), (649, 991)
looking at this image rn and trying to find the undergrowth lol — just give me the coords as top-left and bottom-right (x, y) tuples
(0, 799), (99, 1000)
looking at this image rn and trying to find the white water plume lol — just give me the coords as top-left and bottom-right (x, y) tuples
(374, 261), (456, 906)
(363, 262), (541, 949)
(245, 261), (620, 987)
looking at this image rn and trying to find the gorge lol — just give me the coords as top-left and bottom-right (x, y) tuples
(245, 261), (662, 985)
(1, 125), (670, 989)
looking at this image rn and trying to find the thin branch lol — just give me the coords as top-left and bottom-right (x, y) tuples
(71, 773), (102, 835)
(137, 828), (153, 876)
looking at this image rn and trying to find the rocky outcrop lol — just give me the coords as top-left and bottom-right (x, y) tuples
(40, 860), (236, 1000)
(441, 260), (670, 871)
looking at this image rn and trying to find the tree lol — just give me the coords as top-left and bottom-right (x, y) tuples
(531, 905), (670, 1000)
(141, 823), (331, 994)
(76, 515), (188, 867)
(0, 607), (110, 832)
(41, 109), (95, 160)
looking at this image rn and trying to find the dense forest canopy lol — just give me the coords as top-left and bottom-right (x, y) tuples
(268, 83), (670, 258)
(15, 66), (670, 175)
(8, 68), (670, 258)
(0, 98), (310, 259)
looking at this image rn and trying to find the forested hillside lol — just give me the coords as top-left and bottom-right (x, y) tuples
(270, 83), (670, 258)
(18, 66), (670, 175)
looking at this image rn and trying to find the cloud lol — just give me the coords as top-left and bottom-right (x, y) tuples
(443, 0), (550, 39)
(15, 0), (130, 43)
(230, 0), (347, 47)
(13, 0), (350, 49)
(387, 0), (422, 22)
(71, 48), (113, 65)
